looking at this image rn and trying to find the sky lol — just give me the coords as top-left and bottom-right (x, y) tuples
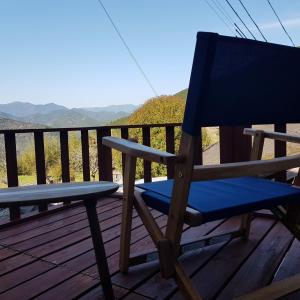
(0, 0), (300, 108)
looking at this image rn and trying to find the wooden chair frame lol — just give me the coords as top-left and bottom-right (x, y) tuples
(103, 128), (300, 299)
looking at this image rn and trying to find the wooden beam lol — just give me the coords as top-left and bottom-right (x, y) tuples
(235, 273), (300, 300)
(166, 125), (175, 179)
(103, 136), (177, 165)
(97, 128), (113, 182)
(34, 132), (47, 212)
(274, 124), (287, 182)
(60, 131), (70, 205)
(193, 154), (300, 181)
(119, 154), (137, 272)
(142, 127), (152, 182)
(4, 133), (20, 220)
(244, 127), (300, 144)
(121, 127), (129, 177)
(81, 129), (90, 181)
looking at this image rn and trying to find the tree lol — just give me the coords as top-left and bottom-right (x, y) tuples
(111, 95), (212, 179)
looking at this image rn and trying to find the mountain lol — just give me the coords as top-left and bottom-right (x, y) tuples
(112, 89), (188, 126)
(0, 117), (45, 130)
(20, 110), (103, 128)
(0, 102), (67, 117)
(0, 102), (137, 128)
(174, 88), (188, 100)
(0, 111), (18, 120)
(73, 108), (130, 124)
(80, 104), (138, 113)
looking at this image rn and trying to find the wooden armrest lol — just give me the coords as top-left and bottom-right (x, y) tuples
(244, 128), (300, 144)
(102, 136), (177, 164)
(193, 154), (300, 181)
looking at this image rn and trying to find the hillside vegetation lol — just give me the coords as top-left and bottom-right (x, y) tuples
(0, 89), (214, 183)
(112, 93), (212, 178)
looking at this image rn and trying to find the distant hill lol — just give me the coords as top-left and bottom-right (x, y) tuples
(80, 104), (138, 113)
(0, 101), (137, 128)
(0, 111), (18, 120)
(126, 95), (185, 125)
(0, 101), (67, 117)
(174, 89), (188, 100)
(112, 89), (188, 126)
(0, 117), (45, 130)
(19, 109), (102, 128)
(0, 117), (47, 169)
(72, 108), (130, 125)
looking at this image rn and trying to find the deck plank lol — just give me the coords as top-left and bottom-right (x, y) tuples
(0, 197), (115, 240)
(0, 197), (297, 300)
(78, 285), (128, 300)
(0, 260), (54, 293)
(169, 217), (276, 300)
(4, 203), (122, 250)
(134, 218), (240, 299)
(112, 219), (224, 290)
(0, 199), (121, 246)
(216, 222), (293, 299)
(0, 265), (80, 299)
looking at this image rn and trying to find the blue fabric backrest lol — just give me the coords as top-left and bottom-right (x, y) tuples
(182, 32), (300, 136)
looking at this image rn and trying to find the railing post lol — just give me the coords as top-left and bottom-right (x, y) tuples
(220, 126), (251, 163)
(274, 123), (287, 182)
(81, 130), (90, 181)
(34, 132), (48, 212)
(97, 128), (113, 182)
(194, 128), (203, 165)
(4, 132), (21, 220)
(142, 127), (151, 182)
(121, 127), (129, 177)
(60, 131), (71, 205)
(166, 126), (175, 179)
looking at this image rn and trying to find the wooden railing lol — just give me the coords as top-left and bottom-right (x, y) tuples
(0, 123), (289, 223)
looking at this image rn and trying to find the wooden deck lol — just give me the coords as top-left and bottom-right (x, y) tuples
(0, 197), (299, 300)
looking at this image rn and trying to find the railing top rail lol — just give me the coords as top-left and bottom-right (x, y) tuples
(0, 123), (182, 134)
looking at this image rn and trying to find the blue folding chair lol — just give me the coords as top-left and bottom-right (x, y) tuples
(103, 32), (300, 299)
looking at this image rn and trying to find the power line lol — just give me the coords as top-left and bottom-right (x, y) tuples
(225, 0), (257, 40)
(96, 0), (159, 96)
(238, 0), (268, 42)
(211, 0), (243, 37)
(235, 23), (247, 38)
(235, 28), (245, 38)
(213, 0), (235, 25)
(203, 0), (237, 36)
(267, 0), (295, 47)
(209, 0), (245, 39)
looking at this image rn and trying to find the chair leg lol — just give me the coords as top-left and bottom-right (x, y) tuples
(84, 200), (114, 300)
(239, 213), (252, 240)
(119, 196), (134, 273)
(119, 155), (137, 273)
(174, 261), (203, 300)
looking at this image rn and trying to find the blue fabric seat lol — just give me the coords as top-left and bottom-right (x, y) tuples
(137, 177), (300, 223)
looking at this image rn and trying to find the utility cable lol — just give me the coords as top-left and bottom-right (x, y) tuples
(203, 0), (237, 36)
(213, 0), (235, 25)
(238, 0), (268, 42)
(96, 0), (159, 96)
(235, 22), (247, 38)
(225, 0), (257, 40)
(267, 0), (295, 47)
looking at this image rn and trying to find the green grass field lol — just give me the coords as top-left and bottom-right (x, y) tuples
(0, 173), (91, 188)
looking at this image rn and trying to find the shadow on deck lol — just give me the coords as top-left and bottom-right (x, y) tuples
(0, 196), (299, 300)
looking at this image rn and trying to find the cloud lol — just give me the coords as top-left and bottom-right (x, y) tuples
(261, 17), (300, 30)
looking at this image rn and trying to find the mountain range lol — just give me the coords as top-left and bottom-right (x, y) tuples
(0, 89), (188, 129)
(0, 102), (139, 128)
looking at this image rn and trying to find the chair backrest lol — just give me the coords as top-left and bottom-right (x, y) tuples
(182, 32), (300, 136)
